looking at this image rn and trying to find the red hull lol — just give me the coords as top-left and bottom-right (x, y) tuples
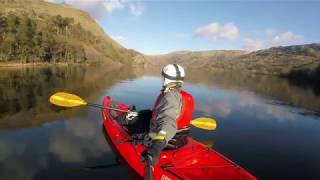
(102, 96), (256, 180)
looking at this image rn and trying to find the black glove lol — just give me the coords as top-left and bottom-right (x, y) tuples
(143, 134), (152, 147)
(131, 134), (145, 145)
(141, 140), (166, 165)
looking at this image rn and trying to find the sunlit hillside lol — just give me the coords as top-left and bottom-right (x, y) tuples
(0, 0), (139, 65)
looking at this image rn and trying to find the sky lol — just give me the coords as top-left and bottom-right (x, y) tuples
(47, 0), (320, 54)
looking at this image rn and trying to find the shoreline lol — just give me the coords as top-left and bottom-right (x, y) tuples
(0, 62), (90, 68)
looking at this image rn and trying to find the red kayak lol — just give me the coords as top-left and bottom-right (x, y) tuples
(101, 96), (257, 180)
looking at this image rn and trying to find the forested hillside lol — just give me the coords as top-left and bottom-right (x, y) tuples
(0, 13), (88, 63)
(0, 0), (139, 65)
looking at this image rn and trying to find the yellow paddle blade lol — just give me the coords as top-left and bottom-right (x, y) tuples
(190, 117), (217, 130)
(197, 139), (214, 149)
(49, 92), (87, 107)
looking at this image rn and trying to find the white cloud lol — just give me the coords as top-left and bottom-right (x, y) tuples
(243, 31), (304, 51)
(129, 1), (144, 16)
(269, 32), (304, 46)
(111, 35), (126, 43)
(103, 0), (125, 14)
(194, 22), (239, 40)
(50, 0), (144, 19)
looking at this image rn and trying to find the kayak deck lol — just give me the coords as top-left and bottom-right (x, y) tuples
(101, 96), (256, 180)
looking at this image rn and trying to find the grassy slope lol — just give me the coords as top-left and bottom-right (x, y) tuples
(143, 44), (320, 76)
(0, 0), (139, 65)
(144, 50), (246, 69)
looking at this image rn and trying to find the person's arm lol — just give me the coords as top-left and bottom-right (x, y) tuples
(143, 91), (182, 164)
(153, 91), (182, 142)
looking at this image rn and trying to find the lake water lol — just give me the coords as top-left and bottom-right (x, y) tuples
(0, 65), (320, 180)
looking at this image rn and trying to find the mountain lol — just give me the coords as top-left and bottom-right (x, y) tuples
(0, 0), (319, 78)
(231, 44), (320, 75)
(142, 44), (320, 76)
(0, 0), (139, 65)
(142, 50), (246, 68)
(141, 43), (320, 95)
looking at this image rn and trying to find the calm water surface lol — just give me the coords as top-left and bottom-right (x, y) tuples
(0, 66), (320, 180)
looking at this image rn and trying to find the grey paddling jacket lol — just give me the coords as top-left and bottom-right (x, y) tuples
(149, 87), (182, 143)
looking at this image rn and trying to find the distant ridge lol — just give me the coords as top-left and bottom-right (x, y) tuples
(141, 43), (320, 76)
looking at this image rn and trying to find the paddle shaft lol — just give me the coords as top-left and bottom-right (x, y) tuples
(49, 92), (217, 131)
(87, 103), (131, 113)
(145, 155), (154, 180)
(89, 103), (216, 130)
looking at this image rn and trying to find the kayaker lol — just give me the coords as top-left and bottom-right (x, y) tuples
(126, 64), (195, 165)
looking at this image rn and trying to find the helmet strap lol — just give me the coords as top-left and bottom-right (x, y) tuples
(173, 64), (181, 79)
(161, 71), (184, 81)
(163, 82), (182, 91)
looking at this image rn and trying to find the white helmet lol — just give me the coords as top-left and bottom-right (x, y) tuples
(161, 64), (185, 87)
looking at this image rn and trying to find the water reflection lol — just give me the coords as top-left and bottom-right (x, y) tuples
(195, 139), (214, 149)
(0, 65), (143, 129)
(0, 105), (131, 180)
(186, 70), (320, 115)
(49, 118), (108, 163)
(196, 99), (232, 118)
(133, 70), (320, 179)
(0, 65), (140, 179)
(1, 66), (320, 180)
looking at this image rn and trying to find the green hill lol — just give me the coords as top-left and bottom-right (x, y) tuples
(0, 0), (139, 65)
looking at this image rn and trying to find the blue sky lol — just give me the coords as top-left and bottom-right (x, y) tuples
(48, 0), (320, 54)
